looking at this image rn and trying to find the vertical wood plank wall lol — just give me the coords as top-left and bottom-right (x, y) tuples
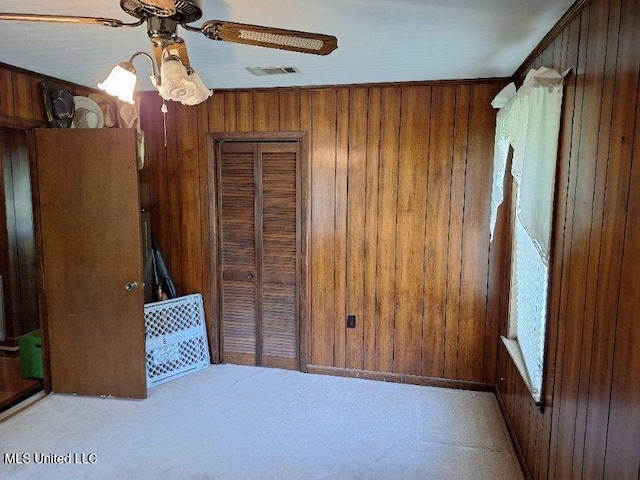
(0, 66), (46, 122)
(0, 63), (96, 123)
(139, 80), (505, 385)
(496, 0), (640, 478)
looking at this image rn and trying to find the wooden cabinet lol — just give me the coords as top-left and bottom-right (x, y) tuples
(32, 128), (147, 399)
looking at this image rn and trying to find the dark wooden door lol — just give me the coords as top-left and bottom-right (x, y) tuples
(217, 141), (299, 370)
(33, 128), (146, 399)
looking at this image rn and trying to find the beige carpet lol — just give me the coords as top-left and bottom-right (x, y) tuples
(0, 364), (523, 479)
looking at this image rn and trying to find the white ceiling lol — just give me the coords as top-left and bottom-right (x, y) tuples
(0, 0), (574, 92)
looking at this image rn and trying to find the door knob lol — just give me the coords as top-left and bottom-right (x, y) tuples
(247, 273), (254, 280)
(125, 281), (138, 291)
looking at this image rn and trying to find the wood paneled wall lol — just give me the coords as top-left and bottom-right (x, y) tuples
(496, 0), (640, 478)
(139, 79), (506, 385)
(0, 65), (46, 122)
(0, 63), (96, 123)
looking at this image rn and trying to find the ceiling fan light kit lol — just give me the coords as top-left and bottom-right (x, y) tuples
(98, 51), (159, 104)
(0, 0), (338, 107)
(97, 64), (139, 104)
(156, 51), (212, 105)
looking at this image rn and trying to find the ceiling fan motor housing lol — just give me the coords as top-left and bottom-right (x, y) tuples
(147, 16), (179, 41)
(120, 0), (202, 23)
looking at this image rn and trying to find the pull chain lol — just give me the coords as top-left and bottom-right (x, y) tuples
(161, 100), (168, 148)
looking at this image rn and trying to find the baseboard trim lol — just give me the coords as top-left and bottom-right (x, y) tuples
(495, 387), (533, 480)
(0, 390), (47, 423)
(307, 365), (494, 392)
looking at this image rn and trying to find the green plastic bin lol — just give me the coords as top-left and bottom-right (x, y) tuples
(19, 329), (43, 379)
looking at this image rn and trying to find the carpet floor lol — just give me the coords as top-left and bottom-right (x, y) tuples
(0, 364), (523, 479)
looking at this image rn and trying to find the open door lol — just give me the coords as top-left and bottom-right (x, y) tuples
(33, 128), (146, 399)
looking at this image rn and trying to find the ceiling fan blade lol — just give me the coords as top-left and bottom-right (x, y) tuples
(0, 12), (131, 27)
(151, 37), (193, 72)
(199, 20), (338, 56)
(151, 41), (164, 72)
(139, 0), (176, 17)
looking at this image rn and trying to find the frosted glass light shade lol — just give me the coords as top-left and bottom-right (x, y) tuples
(98, 63), (137, 104)
(180, 71), (212, 106)
(158, 56), (195, 102)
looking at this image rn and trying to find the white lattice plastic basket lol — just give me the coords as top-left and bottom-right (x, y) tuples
(144, 293), (210, 387)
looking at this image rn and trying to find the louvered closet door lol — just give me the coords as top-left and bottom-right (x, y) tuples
(219, 142), (258, 365)
(218, 141), (299, 369)
(260, 143), (298, 369)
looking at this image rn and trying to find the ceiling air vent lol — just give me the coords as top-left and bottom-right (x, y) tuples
(246, 66), (301, 76)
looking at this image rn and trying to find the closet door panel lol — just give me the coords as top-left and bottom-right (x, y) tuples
(221, 281), (256, 364)
(218, 142), (257, 364)
(260, 143), (298, 367)
(261, 284), (296, 368)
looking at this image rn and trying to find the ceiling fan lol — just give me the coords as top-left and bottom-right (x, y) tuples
(0, 0), (338, 105)
(0, 0), (338, 61)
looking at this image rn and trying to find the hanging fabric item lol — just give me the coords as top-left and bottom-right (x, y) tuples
(491, 66), (569, 402)
(489, 82), (517, 238)
(489, 66), (568, 265)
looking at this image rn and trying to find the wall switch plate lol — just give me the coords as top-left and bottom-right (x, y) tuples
(347, 314), (356, 328)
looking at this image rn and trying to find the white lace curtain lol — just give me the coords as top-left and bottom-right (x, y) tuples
(490, 66), (567, 263)
(491, 66), (567, 400)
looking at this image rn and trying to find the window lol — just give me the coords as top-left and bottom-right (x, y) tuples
(505, 194), (550, 403)
(490, 67), (567, 404)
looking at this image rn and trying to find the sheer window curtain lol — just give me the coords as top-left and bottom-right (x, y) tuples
(490, 67), (567, 402)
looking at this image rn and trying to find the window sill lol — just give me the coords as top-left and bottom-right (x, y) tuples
(501, 336), (542, 407)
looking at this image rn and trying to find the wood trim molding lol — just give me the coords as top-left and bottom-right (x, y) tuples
(495, 387), (534, 480)
(26, 129), (51, 393)
(514, 0), (590, 79)
(187, 77), (511, 96)
(307, 365), (495, 392)
(206, 133), (221, 364)
(210, 131), (308, 142)
(0, 114), (46, 129)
